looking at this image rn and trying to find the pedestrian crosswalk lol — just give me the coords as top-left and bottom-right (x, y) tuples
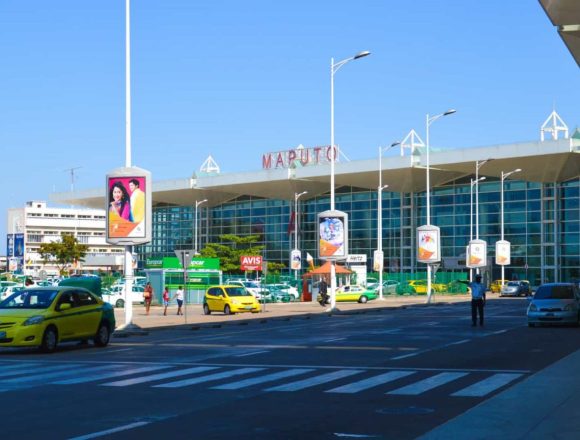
(0, 361), (524, 398)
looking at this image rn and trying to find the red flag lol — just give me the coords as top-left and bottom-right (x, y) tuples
(287, 210), (295, 236)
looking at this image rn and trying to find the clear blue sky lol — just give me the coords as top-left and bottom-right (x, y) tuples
(1, 1), (578, 244)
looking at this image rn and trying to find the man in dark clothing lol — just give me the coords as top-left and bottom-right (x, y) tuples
(318, 279), (329, 307)
(460, 274), (486, 326)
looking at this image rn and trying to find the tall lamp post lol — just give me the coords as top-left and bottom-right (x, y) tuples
(294, 191), (308, 281)
(424, 109), (456, 303)
(377, 142), (400, 300)
(328, 50), (370, 311)
(474, 159), (492, 275)
(470, 177), (486, 281)
(500, 168), (521, 287)
(194, 199), (208, 254)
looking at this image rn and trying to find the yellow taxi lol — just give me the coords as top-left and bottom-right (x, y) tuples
(490, 279), (509, 293)
(0, 286), (115, 353)
(407, 280), (447, 294)
(203, 285), (261, 315)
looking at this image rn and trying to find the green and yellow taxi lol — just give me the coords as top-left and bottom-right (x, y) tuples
(203, 285), (261, 315)
(490, 279), (509, 294)
(0, 286), (115, 353)
(407, 280), (447, 294)
(318, 285), (377, 304)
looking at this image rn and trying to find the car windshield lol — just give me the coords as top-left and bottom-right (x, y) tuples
(225, 287), (251, 297)
(534, 285), (574, 300)
(507, 282), (519, 287)
(0, 289), (58, 309)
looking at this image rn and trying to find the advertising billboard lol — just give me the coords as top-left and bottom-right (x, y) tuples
(495, 240), (511, 266)
(290, 249), (301, 270)
(373, 250), (384, 272)
(417, 225), (440, 263)
(240, 255), (263, 271)
(318, 210), (348, 261)
(467, 239), (487, 268)
(106, 167), (152, 245)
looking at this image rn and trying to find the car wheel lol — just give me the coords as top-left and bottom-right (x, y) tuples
(359, 296), (368, 304)
(40, 326), (58, 353)
(203, 303), (211, 315)
(528, 322), (536, 328)
(94, 322), (111, 347)
(224, 305), (232, 315)
(116, 299), (125, 308)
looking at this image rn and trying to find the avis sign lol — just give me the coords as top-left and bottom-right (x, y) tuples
(240, 255), (263, 271)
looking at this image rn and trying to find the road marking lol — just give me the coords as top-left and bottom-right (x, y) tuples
(265, 369), (364, 392)
(153, 367), (265, 388)
(324, 337), (347, 342)
(326, 370), (416, 394)
(388, 372), (468, 395)
(213, 368), (314, 390)
(447, 339), (470, 346)
(0, 364), (82, 380)
(53, 365), (171, 385)
(452, 373), (523, 397)
(101, 366), (219, 387)
(235, 350), (270, 357)
(68, 421), (150, 440)
(0, 363), (37, 372)
(1, 364), (112, 384)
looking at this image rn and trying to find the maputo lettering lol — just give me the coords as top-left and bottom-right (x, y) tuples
(262, 145), (339, 169)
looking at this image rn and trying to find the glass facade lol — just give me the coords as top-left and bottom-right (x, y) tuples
(138, 177), (580, 286)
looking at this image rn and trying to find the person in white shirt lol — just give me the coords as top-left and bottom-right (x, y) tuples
(173, 286), (184, 316)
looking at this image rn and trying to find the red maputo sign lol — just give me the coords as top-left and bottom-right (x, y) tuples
(240, 255), (263, 271)
(262, 145), (339, 169)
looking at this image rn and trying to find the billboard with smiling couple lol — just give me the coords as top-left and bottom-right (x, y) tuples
(106, 167), (152, 245)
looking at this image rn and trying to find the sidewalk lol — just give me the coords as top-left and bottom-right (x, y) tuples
(113, 294), (473, 331)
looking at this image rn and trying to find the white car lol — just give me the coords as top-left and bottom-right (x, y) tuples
(226, 280), (270, 300)
(266, 283), (299, 300)
(0, 284), (24, 301)
(102, 285), (145, 308)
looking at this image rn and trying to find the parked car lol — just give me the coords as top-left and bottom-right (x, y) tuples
(266, 285), (292, 303)
(203, 285), (261, 315)
(102, 284), (145, 308)
(318, 285), (377, 304)
(265, 283), (299, 301)
(500, 280), (531, 297)
(226, 280), (271, 301)
(407, 280), (447, 294)
(490, 279), (509, 293)
(0, 286), (115, 352)
(527, 283), (580, 327)
(369, 280), (400, 295)
(0, 284), (24, 301)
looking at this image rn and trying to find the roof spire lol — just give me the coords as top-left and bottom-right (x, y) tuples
(540, 110), (569, 141)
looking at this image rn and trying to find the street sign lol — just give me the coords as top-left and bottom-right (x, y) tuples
(240, 255), (263, 271)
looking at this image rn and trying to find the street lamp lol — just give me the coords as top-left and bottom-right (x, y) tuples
(194, 199), (208, 255)
(294, 191), (308, 280)
(500, 168), (521, 287)
(376, 142), (399, 300)
(474, 159), (492, 276)
(377, 184), (389, 299)
(470, 177), (486, 281)
(424, 109), (456, 303)
(328, 50), (371, 311)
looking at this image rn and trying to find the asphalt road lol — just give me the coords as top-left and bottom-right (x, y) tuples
(1, 298), (579, 440)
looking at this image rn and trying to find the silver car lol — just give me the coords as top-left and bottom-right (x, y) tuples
(527, 283), (580, 327)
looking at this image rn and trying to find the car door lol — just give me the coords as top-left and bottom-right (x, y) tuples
(73, 290), (101, 337)
(53, 291), (81, 340)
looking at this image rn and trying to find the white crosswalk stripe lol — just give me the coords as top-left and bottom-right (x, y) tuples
(265, 369), (364, 392)
(212, 368), (315, 390)
(387, 372), (468, 395)
(153, 367), (266, 389)
(101, 366), (219, 387)
(326, 370), (416, 394)
(0, 363), (37, 373)
(52, 365), (171, 385)
(451, 373), (523, 397)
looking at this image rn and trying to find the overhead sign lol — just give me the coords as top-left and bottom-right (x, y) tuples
(318, 210), (348, 261)
(417, 225), (440, 263)
(347, 254), (367, 264)
(495, 240), (511, 266)
(240, 255), (263, 271)
(262, 145), (339, 170)
(467, 239), (487, 268)
(106, 166), (152, 245)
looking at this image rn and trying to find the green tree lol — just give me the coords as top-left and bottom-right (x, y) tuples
(199, 234), (286, 274)
(39, 234), (88, 275)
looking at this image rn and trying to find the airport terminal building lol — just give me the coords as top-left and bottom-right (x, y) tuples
(54, 117), (580, 287)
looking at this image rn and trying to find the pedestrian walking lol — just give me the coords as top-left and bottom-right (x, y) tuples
(143, 282), (153, 315)
(174, 286), (184, 316)
(460, 274), (486, 326)
(318, 278), (329, 307)
(162, 286), (170, 316)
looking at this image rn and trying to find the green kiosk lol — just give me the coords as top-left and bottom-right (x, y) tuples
(144, 257), (221, 304)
